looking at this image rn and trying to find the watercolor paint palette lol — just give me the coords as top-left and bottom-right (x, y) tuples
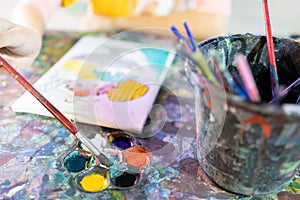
(11, 36), (175, 134)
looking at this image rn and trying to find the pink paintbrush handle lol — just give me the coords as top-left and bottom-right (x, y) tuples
(236, 54), (261, 102)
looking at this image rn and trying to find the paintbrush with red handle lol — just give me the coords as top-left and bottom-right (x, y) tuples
(0, 56), (113, 168)
(262, 0), (280, 98)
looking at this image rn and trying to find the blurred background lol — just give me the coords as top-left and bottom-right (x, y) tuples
(1, 0), (300, 37)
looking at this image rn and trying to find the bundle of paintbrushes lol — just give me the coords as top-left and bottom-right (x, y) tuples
(170, 22), (300, 105)
(170, 3), (300, 196)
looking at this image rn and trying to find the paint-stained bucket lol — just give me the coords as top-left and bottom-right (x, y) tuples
(185, 33), (300, 196)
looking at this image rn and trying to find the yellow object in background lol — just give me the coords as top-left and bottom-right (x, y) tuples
(61, 0), (77, 7)
(61, 0), (139, 17)
(91, 0), (138, 17)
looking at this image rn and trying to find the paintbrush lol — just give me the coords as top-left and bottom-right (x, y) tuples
(0, 56), (113, 168)
(296, 95), (300, 104)
(170, 25), (194, 52)
(171, 23), (219, 86)
(181, 22), (220, 86)
(268, 77), (300, 104)
(209, 50), (248, 98)
(262, 0), (280, 98)
(235, 53), (261, 102)
(183, 21), (198, 52)
(176, 42), (220, 86)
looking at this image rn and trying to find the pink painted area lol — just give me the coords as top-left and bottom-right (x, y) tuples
(95, 83), (117, 95)
(0, 152), (17, 166)
(20, 121), (49, 140)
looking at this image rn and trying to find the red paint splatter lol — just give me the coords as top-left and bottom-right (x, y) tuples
(243, 116), (271, 138)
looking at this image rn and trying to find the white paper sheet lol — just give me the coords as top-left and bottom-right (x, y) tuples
(11, 36), (175, 133)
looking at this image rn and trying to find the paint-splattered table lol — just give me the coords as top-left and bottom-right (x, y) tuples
(1, 31), (300, 199)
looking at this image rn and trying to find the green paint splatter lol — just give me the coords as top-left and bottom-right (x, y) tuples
(0, 180), (11, 187)
(108, 190), (125, 200)
(53, 172), (67, 184)
(286, 177), (300, 194)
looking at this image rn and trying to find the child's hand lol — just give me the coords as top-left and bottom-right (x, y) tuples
(0, 18), (42, 71)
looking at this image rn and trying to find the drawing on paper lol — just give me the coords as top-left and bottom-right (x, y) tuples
(11, 36), (175, 133)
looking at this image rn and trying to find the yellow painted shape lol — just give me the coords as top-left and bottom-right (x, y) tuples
(63, 59), (98, 79)
(80, 173), (109, 192)
(108, 80), (148, 101)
